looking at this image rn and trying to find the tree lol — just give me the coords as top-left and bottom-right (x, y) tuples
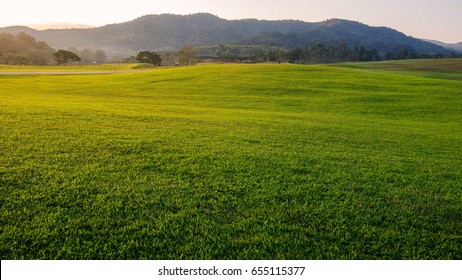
(16, 32), (37, 52)
(267, 50), (285, 63)
(80, 49), (94, 64)
(94, 50), (108, 64)
(161, 52), (175, 66)
(54, 50), (81, 65)
(396, 47), (409, 60)
(287, 48), (302, 63)
(0, 32), (17, 55)
(386, 52), (395, 60)
(136, 51), (162, 66)
(178, 45), (197, 66)
(336, 42), (348, 60)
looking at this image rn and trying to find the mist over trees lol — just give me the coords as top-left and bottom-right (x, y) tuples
(0, 32), (109, 65)
(74, 48), (108, 64)
(0, 32), (55, 65)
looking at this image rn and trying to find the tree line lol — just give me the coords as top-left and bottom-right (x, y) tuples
(197, 43), (461, 64)
(1, 32), (108, 65)
(131, 45), (198, 66)
(0, 32), (55, 65)
(2, 31), (459, 66)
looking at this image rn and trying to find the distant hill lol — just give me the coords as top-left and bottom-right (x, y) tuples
(425, 39), (462, 53)
(28, 22), (95, 30)
(241, 19), (452, 56)
(0, 13), (451, 57)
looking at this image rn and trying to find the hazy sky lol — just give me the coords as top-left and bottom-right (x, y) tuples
(1, 0), (461, 43)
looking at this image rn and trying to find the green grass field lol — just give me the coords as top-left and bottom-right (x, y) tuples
(0, 63), (136, 72)
(1, 59), (461, 259)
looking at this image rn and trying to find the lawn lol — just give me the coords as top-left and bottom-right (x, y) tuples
(0, 63), (137, 72)
(1, 60), (461, 259)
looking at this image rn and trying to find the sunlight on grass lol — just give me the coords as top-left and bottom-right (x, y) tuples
(0, 63), (138, 72)
(1, 61), (461, 259)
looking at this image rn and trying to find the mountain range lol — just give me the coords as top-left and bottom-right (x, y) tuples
(425, 40), (462, 53)
(0, 13), (455, 57)
(27, 22), (95, 30)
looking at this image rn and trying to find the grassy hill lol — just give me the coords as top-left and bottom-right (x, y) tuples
(1, 59), (461, 259)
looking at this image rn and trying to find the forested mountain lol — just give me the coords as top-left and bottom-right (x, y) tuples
(0, 13), (452, 56)
(241, 19), (453, 56)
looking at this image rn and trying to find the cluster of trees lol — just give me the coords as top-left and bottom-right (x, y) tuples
(132, 43), (461, 67)
(197, 44), (281, 63)
(55, 48), (108, 65)
(134, 45), (198, 66)
(383, 49), (460, 60)
(0, 32), (55, 65)
(50, 48), (110, 65)
(196, 43), (380, 63)
(285, 43), (380, 63)
(0, 32), (108, 65)
(197, 42), (460, 64)
(67, 47), (108, 64)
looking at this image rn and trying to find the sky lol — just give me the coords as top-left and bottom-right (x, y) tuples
(1, 0), (461, 43)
